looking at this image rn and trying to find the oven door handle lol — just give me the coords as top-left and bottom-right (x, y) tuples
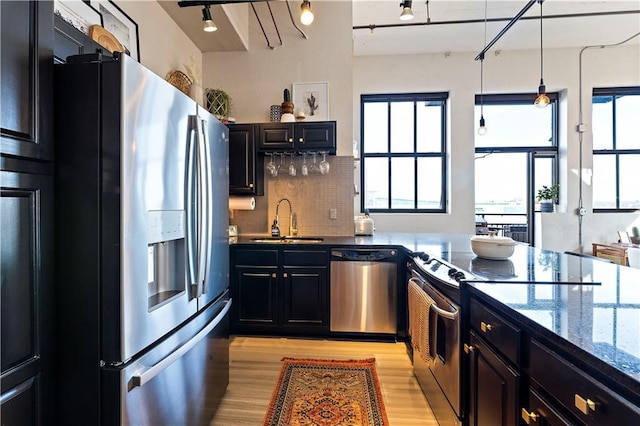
(408, 277), (458, 320)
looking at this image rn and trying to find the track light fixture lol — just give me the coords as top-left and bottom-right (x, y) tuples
(399, 1), (414, 21)
(202, 4), (217, 32)
(300, 1), (314, 25)
(534, 0), (549, 108)
(478, 0), (488, 136)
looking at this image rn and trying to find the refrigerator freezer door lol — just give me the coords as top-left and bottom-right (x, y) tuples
(102, 295), (231, 426)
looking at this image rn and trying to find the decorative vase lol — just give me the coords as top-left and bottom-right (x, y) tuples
(270, 105), (282, 122)
(281, 101), (294, 115)
(540, 200), (555, 213)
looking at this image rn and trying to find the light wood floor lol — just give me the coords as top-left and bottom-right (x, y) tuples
(210, 336), (437, 425)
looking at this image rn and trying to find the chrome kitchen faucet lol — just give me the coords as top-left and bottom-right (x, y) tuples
(271, 198), (297, 237)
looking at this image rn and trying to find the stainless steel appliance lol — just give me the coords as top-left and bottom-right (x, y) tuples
(330, 248), (397, 334)
(54, 52), (230, 425)
(408, 252), (474, 426)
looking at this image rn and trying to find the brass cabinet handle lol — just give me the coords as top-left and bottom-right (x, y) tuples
(574, 394), (596, 415)
(283, 272), (288, 278)
(271, 273), (277, 278)
(298, 137), (304, 143)
(463, 344), (475, 354)
(481, 321), (492, 332)
(521, 408), (539, 424)
(288, 138), (294, 143)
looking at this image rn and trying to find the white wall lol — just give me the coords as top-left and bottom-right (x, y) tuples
(201, 1), (353, 155)
(353, 44), (640, 250)
(117, 1), (202, 83)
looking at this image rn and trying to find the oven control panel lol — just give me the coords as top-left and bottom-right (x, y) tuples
(411, 251), (475, 287)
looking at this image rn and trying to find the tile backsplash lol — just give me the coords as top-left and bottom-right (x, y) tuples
(230, 156), (355, 236)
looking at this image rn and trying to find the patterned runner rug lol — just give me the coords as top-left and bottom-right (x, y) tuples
(263, 357), (389, 426)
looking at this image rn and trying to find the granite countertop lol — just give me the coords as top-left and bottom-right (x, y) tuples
(232, 232), (640, 397)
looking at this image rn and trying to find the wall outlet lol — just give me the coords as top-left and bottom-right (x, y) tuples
(330, 208), (337, 220)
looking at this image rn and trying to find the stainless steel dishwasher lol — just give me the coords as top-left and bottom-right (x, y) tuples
(330, 248), (397, 334)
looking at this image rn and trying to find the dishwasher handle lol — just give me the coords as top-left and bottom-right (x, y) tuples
(331, 248), (397, 261)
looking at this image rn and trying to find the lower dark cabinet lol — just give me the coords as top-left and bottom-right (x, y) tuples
(467, 330), (520, 426)
(231, 246), (329, 335)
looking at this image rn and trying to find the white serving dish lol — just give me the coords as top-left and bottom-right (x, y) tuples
(470, 233), (516, 260)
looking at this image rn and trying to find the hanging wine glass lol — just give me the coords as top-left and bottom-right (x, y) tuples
(319, 151), (330, 175)
(301, 152), (308, 176)
(309, 152), (319, 173)
(266, 152), (277, 177)
(276, 153), (285, 176)
(288, 153), (296, 176)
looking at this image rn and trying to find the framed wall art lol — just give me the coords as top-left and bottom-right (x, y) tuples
(53, 0), (102, 35)
(292, 82), (329, 121)
(90, 0), (140, 61)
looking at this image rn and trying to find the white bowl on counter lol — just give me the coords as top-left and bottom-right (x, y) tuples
(470, 233), (516, 260)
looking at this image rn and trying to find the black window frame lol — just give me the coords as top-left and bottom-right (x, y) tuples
(360, 92), (448, 214)
(592, 86), (640, 212)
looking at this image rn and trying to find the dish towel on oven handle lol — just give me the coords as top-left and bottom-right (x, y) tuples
(408, 280), (435, 364)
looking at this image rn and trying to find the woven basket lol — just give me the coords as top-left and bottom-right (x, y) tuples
(165, 70), (192, 95)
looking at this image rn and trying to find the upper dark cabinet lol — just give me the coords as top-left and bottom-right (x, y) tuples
(229, 124), (263, 196)
(0, 0), (54, 161)
(53, 14), (105, 64)
(258, 121), (336, 154)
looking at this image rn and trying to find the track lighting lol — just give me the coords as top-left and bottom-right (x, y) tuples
(477, 0), (488, 136)
(399, 1), (414, 21)
(202, 5), (217, 32)
(534, 0), (549, 108)
(300, 1), (314, 26)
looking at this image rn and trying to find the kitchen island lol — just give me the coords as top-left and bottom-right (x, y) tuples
(231, 233), (640, 424)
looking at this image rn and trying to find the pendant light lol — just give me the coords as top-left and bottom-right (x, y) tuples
(477, 0), (488, 136)
(202, 4), (217, 32)
(399, 1), (414, 21)
(300, 1), (314, 26)
(534, 0), (550, 108)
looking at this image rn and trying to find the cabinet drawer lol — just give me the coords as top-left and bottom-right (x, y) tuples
(470, 299), (521, 366)
(530, 339), (640, 425)
(283, 249), (327, 266)
(234, 248), (278, 266)
(523, 387), (574, 426)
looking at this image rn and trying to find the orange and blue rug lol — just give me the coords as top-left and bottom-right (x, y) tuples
(263, 357), (389, 426)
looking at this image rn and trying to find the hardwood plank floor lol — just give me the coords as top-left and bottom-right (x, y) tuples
(210, 336), (437, 425)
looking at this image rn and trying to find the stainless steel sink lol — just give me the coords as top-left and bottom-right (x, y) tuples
(250, 237), (324, 244)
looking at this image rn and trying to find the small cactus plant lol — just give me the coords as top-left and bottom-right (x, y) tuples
(281, 88), (294, 114)
(283, 88), (291, 102)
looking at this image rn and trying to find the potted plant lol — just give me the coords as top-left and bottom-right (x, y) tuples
(204, 88), (232, 121)
(536, 184), (559, 213)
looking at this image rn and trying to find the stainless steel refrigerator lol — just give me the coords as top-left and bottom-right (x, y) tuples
(54, 52), (230, 425)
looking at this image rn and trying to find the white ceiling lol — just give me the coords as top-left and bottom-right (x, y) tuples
(160, 1), (640, 55)
(353, 0), (640, 56)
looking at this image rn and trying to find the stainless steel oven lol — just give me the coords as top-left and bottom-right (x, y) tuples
(408, 252), (473, 426)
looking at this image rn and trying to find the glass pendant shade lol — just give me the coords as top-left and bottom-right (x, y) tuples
(535, 82), (550, 108)
(300, 1), (314, 25)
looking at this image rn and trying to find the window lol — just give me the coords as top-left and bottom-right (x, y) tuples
(360, 93), (447, 213)
(474, 93), (559, 244)
(592, 87), (640, 211)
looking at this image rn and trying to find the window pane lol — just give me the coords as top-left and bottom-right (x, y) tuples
(592, 96), (613, 150)
(616, 94), (640, 149)
(417, 102), (442, 152)
(391, 158), (414, 208)
(391, 102), (414, 153)
(592, 154), (616, 208)
(475, 153), (527, 214)
(417, 158), (443, 209)
(364, 157), (388, 209)
(475, 104), (554, 148)
(619, 154), (640, 208)
(363, 102), (388, 153)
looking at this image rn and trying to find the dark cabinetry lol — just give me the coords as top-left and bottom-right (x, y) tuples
(1, 1), (54, 423)
(231, 246), (329, 335)
(228, 124), (263, 195)
(258, 121), (336, 154)
(465, 299), (523, 426)
(529, 338), (640, 425)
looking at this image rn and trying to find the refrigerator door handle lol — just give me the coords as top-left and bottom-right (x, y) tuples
(130, 299), (232, 388)
(200, 117), (214, 296)
(185, 116), (198, 293)
(194, 117), (208, 298)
